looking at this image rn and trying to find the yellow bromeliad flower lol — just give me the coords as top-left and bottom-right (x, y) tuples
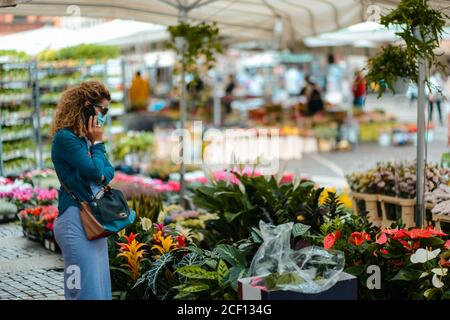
(117, 232), (147, 281)
(152, 234), (177, 257)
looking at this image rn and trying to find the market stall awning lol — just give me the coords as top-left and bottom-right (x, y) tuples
(0, 0), (368, 46)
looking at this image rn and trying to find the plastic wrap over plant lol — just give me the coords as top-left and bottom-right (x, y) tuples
(248, 221), (345, 294)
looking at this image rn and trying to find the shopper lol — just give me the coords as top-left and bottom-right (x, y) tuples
(427, 70), (445, 125)
(300, 75), (324, 116)
(50, 80), (114, 300)
(129, 71), (150, 111)
(352, 69), (366, 109)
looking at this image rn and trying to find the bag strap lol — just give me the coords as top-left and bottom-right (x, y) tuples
(60, 178), (112, 202)
(59, 180), (83, 203)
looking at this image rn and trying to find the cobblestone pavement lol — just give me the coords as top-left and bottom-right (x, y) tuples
(0, 222), (65, 300)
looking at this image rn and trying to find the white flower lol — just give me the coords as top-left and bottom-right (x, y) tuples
(431, 268), (448, 276)
(432, 274), (445, 288)
(410, 248), (441, 264)
(420, 272), (430, 279)
(140, 217), (152, 231)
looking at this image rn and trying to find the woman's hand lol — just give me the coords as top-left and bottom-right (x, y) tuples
(86, 114), (104, 143)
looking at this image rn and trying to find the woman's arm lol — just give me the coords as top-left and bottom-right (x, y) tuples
(101, 154), (115, 184)
(53, 130), (107, 183)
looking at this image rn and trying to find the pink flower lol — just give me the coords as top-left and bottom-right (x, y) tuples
(444, 240), (450, 250)
(377, 232), (388, 245)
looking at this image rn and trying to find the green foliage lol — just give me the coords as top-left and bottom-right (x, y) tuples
(193, 172), (347, 245)
(173, 242), (252, 300)
(381, 0), (447, 70)
(38, 44), (120, 61)
(113, 132), (154, 161)
(167, 22), (222, 76)
(366, 0), (448, 97)
(0, 49), (30, 61)
(366, 45), (417, 97)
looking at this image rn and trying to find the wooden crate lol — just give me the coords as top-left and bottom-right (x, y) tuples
(379, 195), (416, 228)
(432, 213), (450, 232)
(351, 192), (381, 226)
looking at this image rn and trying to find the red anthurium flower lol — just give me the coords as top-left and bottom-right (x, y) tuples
(377, 232), (388, 245)
(389, 229), (409, 240)
(425, 226), (447, 237)
(349, 232), (365, 246)
(445, 240), (450, 250)
(439, 258), (450, 268)
(405, 228), (434, 239)
(363, 232), (371, 241)
(124, 232), (138, 244)
(380, 248), (389, 255)
(324, 230), (341, 250)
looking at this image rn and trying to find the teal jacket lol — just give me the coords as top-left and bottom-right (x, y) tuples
(51, 128), (114, 215)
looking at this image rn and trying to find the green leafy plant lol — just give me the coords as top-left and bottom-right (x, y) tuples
(366, 45), (417, 97)
(167, 22), (222, 76)
(193, 172), (348, 246)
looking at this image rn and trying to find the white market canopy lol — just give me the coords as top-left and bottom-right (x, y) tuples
(0, 19), (166, 55)
(2, 0), (449, 47)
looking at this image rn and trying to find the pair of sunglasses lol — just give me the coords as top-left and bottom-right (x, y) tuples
(91, 103), (109, 115)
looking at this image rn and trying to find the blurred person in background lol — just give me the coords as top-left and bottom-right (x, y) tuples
(352, 69), (366, 109)
(427, 70), (445, 126)
(406, 83), (418, 108)
(285, 65), (304, 97)
(129, 71), (150, 112)
(224, 74), (236, 115)
(300, 75), (324, 116)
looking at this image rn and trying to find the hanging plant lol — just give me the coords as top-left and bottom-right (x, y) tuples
(167, 22), (223, 76)
(366, 45), (418, 97)
(366, 0), (448, 96)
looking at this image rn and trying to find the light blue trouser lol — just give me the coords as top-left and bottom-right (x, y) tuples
(54, 206), (112, 300)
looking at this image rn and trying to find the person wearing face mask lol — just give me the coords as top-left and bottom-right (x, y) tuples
(50, 80), (114, 300)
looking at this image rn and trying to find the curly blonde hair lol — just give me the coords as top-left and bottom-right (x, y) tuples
(50, 79), (111, 138)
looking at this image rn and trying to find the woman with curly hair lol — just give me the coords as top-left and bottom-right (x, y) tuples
(50, 80), (113, 300)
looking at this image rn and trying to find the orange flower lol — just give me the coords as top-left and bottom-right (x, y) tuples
(117, 233), (147, 281)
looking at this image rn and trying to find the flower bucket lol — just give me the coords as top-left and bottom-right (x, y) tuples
(43, 234), (61, 253)
(351, 192), (381, 226)
(379, 195), (415, 228)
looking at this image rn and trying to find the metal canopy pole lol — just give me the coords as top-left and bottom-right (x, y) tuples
(415, 26), (426, 227)
(178, 8), (188, 208)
